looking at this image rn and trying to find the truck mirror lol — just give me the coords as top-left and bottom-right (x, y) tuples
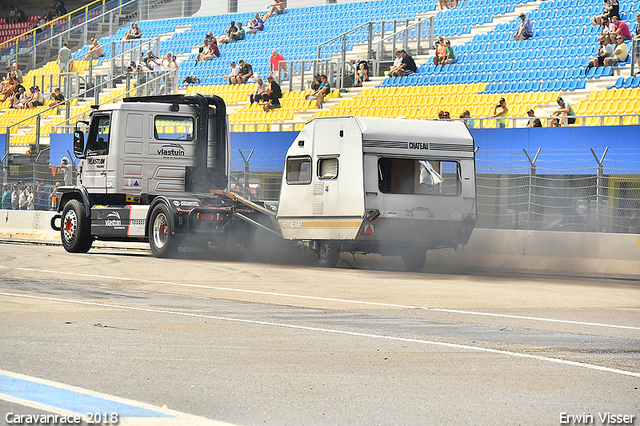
(73, 131), (84, 157)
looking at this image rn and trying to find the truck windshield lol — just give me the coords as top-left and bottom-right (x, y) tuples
(378, 158), (461, 196)
(86, 115), (111, 156)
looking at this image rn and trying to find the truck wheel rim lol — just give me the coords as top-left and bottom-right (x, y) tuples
(63, 210), (77, 244)
(152, 212), (169, 249)
(319, 243), (330, 261)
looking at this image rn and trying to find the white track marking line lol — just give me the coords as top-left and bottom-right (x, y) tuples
(1, 292), (640, 379)
(1, 266), (638, 331)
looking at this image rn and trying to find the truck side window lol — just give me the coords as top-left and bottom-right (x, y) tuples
(87, 115), (111, 156)
(155, 116), (194, 141)
(378, 158), (461, 196)
(286, 156), (312, 185)
(317, 158), (338, 179)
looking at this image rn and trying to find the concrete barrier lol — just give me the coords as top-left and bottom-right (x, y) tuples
(0, 210), (60, 244)
(425, 229), (640, 280)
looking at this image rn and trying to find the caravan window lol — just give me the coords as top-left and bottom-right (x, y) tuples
(378, 158), (461, 196)
(317, 158), (338, 179)
(286, 156), (312, 184)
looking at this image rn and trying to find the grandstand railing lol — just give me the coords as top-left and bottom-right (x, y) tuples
(631, 38), (639, 76)
(0, 0), (137, 70)
(372, 17), (435, 76)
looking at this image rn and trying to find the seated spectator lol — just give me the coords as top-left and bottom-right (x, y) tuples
(13, 6), (27, 23)
(532, 118), (542, 128)
(0, 73), (18, 102)
(9, 86), (26, 109)
(525, 109), (536, 127)
(123, 22), (142, 40)
(54, 0), (66, 17)
(490, 97), (509, 128)
(387, 50), (403, 76)
(259, 86), (281, 112)
(247, 13), (264, 34)
(460, 110), (473, 128)
(49, 87), (64, 107)
(634, 14), (640, 73)
(437, 110), (445, 119)
(600, 16), (615, 39)
(12, 63), (22, 84)
(550, 97), (576, 127)
(250, 77), (268, 104)
(591, 0), (619, 26)
(263, 0), (286, 21)
(310, 74), (330, 109)
(85, 37), (104, 60)
(30, 15), (47, 31)
(231, 22), (245, 41)
(609, 16), (631, 44)
(222, 61), (242, 84)
(433, 37), (446, 65)
(269, 49), (287, 81)
(197, 37), (219, 62)
(438, 0), (458, 10)
(390, 50), (417, 77)
(235, 60), (253, 83)
(310, 74), (321, 92)
(514, 12), (533, 41)
(23, 86), (44, 109)
(442, 111), (451, 119)
(356, 62), (368, 86)
(441, 40), (456, 64)
(604, 35), (629, 67)
(266, 74), (282, 99)
(219, 21), (237, 44)
(588, 36), (614, 70)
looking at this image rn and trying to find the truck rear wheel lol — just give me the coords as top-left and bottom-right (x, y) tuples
(61, 200), (93, 253)
(149, 204), (176, 258)
(317, 241), (341, 268)
(402, 250), (426, 272)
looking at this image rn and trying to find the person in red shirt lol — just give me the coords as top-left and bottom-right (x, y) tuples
(269, 49), (287, 81)
(609, 15), (631, 43)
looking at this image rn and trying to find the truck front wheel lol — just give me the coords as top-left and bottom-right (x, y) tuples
(317, 241), (341, 268)
(61, 200), (93, 253)
(149, 204), (176, 257)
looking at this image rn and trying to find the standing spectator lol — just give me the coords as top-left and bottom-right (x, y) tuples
(12, 63), (22, 84)
(24, 184), (35, 210)
(235, 60), (253, 83)
(514, 13), (534, 41)
(50, 87), (65, 107)
(1, 183), (10, 209)
(391, 50), (417, 77)
(263, 0), (286, 21)
(633, 14), (640, 73)
(36, 183), (49, 211)
(57, 43), (72, 74)
(222, 61), (242, 84)
(11, 183), (19, 210)
(85, 37), (104, 60)
(18, 181), (27, 210)
(123, 22), (142, 40)
(491, 97), (509, 128)
(609, 15), (631, 44)
(269, 50), (287, 81)
(550, 97), (576, 127)
(7, 6), (17, 24)
(588, 37), (614, 70)
(231, 22), (245, 42)
(141, 50), (159, 70)
(525, 109), (536, 127)
(247, 13), (264, 34)
(14, 6), (27, 23)
(49, 157), (73, 186)
(259, 86), (281, 112)
(356, 62), (368, 86)
(54, 0), (67, 17)
(50, 182), (61, 210)
(441, 40), (456, 64)
(604, 35), (629, 67)
(250, 77), (268, 104)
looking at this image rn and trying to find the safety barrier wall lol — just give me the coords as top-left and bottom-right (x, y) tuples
(0, 210), (60, 243)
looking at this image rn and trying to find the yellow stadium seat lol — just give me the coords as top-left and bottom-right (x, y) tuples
(622, 115), (638, 125)
(603, 90), (615, 101)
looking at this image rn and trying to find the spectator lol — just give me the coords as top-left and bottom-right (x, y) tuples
(310, 74), (321, 92)
(356, 62), (368, 86)
(13, 6), (27, 23)
(550, 97), (576, 127)
(259, 86), (281, 112)
(441, 40), (456, 65)
(437, 110), (445, 119)
(591, 0), (619, 26)
(604, 35), (629, 67)
(247, 13), (264, 34)
(222, 61), (242, 84)
(263, 0), (286, 20)
(123, 22), (142, 40)
(490, 97), (509, 128)
(49, 157), (72, 186)
(54, 0), (66, 17)
(266, 74), (282, 99)
(85, 37), (104, 60)
(391, 50), (417, 77)
(24, 184), (35, 210)
(269, 49), (287, 81)
(433, 37), (446, 65)
(18, 182), (28, 210)
(311, 74), (330, 109)
(609, 15), (631, 44)
(514, 13), (533, 41)
(460, 110), (473, 128)
(12, 63), (22, 84)
(532, 118), (542, 127)
(0, 73), (18, 102)
(7, 6), (17, 24)
(235, 60), (253, 83)
(231, 22), (245, 42)
(197, 37), (219, 62)
(23, 86), (44, 109)
(9, 86), (27, 109)
(438, 0), (458, 10)
(250, 77), (268, 104)
(50, 182), (61, 210)
(525, 108), (536, 127)
(443, 111), (451, 119)
(1, 183), (10, 209)
(634, 14), (640, 73)
(600, 16), (615, 40)
(30, 15), (46, 32)
(387, 50), (403, 76)
(50, 87), (65, 107)
(588, 36), (614, 70)
(56, 43), (72, 73)
(219, 21), (237, 44)
(141, 50), (159, 70)
(36, 183), (49, 211)
(11, 183), (19, 210)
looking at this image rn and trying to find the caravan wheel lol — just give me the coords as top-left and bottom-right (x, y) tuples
(317, 241), (341, 268)
(402, 250), (426, 272)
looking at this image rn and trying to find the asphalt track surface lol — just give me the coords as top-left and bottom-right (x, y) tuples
(0, 241), (638, 426)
